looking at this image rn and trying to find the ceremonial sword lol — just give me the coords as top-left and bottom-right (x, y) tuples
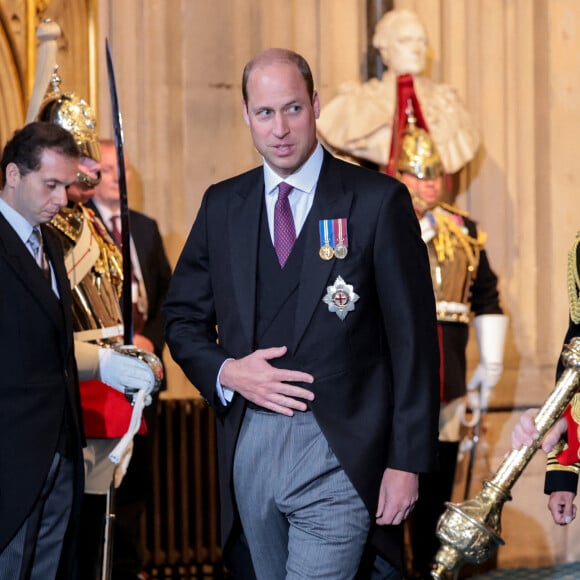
(106, 38), (133, 345)
(102, 39), (131, 580)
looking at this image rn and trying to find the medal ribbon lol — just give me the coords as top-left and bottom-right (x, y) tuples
(333, 218), (348, 249)
(319, 219), (335, 250)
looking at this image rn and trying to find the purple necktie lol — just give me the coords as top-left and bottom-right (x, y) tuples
(274, 182), (296, 268)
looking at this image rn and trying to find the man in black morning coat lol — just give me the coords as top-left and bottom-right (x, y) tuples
(163, 48), (440, 579)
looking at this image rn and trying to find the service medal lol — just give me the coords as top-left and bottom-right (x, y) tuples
(333, 218), (349, 259)
(334, 243), (348, 259)
(319, 219), (335, 261)
(319, 245), (334, 260)
(322, 275), (359, 320)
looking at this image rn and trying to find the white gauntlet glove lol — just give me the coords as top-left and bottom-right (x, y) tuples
(466, 314), (509, 410)
(98, 344), (163, 402)
(98, 344), (164, 465)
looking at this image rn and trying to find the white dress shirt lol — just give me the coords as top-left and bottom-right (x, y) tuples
(216, 143), (325, 404)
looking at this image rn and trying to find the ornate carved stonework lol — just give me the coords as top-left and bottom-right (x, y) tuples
(0, 0), (95, 145)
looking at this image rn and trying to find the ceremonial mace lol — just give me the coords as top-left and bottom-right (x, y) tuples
(431, 337), (580, 579)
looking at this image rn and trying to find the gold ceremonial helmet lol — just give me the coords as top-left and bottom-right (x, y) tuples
(397, 100), (443, 180)
(37, 67), (101, 187)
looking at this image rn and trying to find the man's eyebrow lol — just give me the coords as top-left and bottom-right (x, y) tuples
(45, 177), (76, 187)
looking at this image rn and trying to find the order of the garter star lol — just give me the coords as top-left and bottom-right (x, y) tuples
(323, 276), (359, 320)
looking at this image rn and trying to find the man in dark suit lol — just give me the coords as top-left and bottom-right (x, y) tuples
(86, 138), (171, 579)
(163, 48), (440, 580)
(0, 121), (84, 579)
(87, 139), (171, 361)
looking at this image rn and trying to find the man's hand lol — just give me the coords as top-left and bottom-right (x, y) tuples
(220, 346), (315, 416)
(548, 491), (577, 525)
(511, 409), (567, 452)
(134, 333), (155, 353)
(375, 468), (418, 525)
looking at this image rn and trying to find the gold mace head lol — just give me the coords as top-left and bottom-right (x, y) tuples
(430, 336), (580, 579)
(430, 481), (507, 579)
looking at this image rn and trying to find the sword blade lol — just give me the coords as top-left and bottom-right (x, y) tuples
(106, 39), (133, 345)
(463, 416), (481, 500)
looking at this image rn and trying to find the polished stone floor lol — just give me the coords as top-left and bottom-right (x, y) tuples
(472, 562), (580, 579)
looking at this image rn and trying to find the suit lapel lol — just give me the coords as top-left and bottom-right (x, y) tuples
(292, 153), (354, 353)
(43, 226), (73, 345)
(89, 201), (151, 291)
(227, 157), (354, 353)
(228, 169), (264, 349)
(0, 215), (64, 331)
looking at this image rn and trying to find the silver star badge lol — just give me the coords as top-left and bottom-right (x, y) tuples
(323, 275), (359, 320)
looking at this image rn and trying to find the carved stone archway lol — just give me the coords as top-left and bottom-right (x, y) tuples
(0, 5), (27, 146)
(0, 0), (97, 148)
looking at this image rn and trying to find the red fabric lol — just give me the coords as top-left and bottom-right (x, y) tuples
(386, 74), (430, 176)
(80, 379), (147, 438)
(556, 404), (580, 466)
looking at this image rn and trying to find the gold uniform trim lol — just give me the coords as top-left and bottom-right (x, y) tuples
(429, 205), (484, 272)
(546, 453), (580, 474)
(546, 392), (580, 474)
(567, 232), (580, 325)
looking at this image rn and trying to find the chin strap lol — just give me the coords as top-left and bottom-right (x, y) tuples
(465, 314), (509, 412)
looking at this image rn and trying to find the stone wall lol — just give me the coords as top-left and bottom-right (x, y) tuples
(2, 0), (580, 569)
(95, 0), (580, 568)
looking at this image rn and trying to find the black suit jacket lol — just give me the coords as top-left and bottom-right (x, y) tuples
(163, 150), (440, 565)
(0, 213), (84, 552)
(86, 201), (172, 358)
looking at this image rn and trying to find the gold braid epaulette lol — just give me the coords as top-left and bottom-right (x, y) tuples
(438, 201), (470, 218)
(50, 203), (123, 298)
(567, 232), (580, 324)
(430, 205), (485, 274)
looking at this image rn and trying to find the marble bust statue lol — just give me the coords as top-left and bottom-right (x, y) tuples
(317, 8), (480, 174)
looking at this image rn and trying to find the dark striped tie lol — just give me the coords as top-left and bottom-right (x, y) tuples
(28, 226), (52, 285)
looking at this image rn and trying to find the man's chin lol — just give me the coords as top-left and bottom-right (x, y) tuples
(79, 192), (95, 204)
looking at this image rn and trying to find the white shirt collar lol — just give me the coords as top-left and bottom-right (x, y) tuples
(263, 142), (324, 195)
(0, 197), (35, 245)
(91, 198), (116, 225)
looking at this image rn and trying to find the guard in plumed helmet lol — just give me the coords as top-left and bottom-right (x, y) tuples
(37, 69), (102, 189)
(31, 56), (162, 579)
(38, 69), (124, 337)
(397, 103), (443, 181)
(395, 102), (508, 580)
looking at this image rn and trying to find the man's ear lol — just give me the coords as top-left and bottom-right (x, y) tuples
(4, 162), (20, 187)
(242, 100), (250, 127)
(312, 90), (320, 119)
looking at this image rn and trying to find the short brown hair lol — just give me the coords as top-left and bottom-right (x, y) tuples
(242, 48), (314, 105)
(1, 121), (80, 187)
